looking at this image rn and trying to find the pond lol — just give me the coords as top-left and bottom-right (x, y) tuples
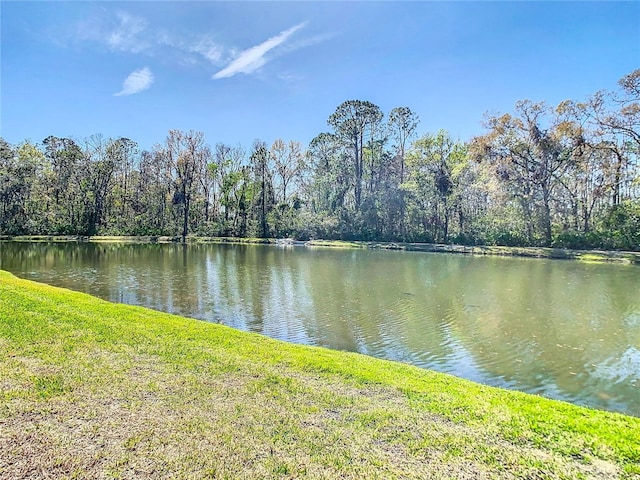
(1, 241), (639, 416)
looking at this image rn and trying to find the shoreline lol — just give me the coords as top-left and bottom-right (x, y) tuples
(2, 234), (639, 264)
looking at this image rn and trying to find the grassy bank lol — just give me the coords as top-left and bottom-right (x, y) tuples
(1, 271), (638, 479)
(2, 235), (639, 264)
(303, 240), (640, 264)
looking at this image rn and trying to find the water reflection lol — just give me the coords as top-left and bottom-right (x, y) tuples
(1, 241), (639, 416)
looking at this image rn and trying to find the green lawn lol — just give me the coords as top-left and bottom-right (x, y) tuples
(1, 270), (638, 479)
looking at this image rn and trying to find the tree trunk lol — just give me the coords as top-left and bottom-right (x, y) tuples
(182, 192), (189, 242)
(354, 135), (362, 209)
(541, 185), (552, 246)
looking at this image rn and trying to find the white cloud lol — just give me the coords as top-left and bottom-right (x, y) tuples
(283, 31), (338, 53)
(107, 12), (149, 53)
(212, 22), (307, 80)
(158, 32), (225, 65)
(76, 11), (150, 55)
(114, 67), (154, 96)
(72, 11), (328, 83)
(190, 37), (225, 64)
(76, 10), (228, 68)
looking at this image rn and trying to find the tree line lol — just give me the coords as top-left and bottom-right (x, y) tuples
(1, 70), (638, 250)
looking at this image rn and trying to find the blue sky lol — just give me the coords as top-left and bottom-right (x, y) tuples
(2, 1), (638, 151)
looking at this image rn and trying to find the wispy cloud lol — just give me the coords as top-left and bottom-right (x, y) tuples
(107, 12), (149, 53)
(157, 32), (225, 65)
(284, 31), (338, 52)
(212, 22), (307, 80)
(76, 11), (150, 55)
(71, 11), (328, 84)
(189, 37), (225, 64)
(114, 67), (154, 96)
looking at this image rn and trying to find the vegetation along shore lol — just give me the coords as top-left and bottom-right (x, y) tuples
(2, 235), (640, 265)
(1, 270), (639, 479)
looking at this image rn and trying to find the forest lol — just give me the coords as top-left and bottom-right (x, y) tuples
(1, 69), (639, 250)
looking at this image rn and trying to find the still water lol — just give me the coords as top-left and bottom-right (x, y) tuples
(1, 241), (639, 416)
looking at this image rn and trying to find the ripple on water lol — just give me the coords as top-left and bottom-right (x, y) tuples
(624, 311), (640, 328)
(591, 347), (640, 384)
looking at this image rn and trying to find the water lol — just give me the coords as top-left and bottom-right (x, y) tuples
(1, 241), (639, 416)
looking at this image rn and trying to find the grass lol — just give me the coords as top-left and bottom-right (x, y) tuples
(304, 241), (640, 264)
(1, 270), (639, 479)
